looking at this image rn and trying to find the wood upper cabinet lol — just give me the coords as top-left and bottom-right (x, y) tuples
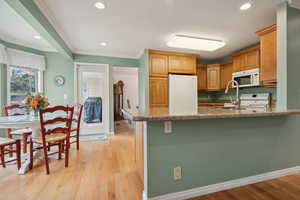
(197, 64), (207, 91)
(256, 24), (277, 88)
(149, 77), (168, 107)
(232, 45), (260, 72)
(220, 61), (233, 89)
(233, 55), (245, 73)
(207, 64), (221, 91)
(149, 54), (168, 77)
(244, 48), (260, 70)
(168, 55), (197, 75)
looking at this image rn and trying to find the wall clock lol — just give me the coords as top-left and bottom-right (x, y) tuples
(54, 75), (65, 86)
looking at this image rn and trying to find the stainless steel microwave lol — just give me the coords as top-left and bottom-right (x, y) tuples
(232, 68), (260, 88)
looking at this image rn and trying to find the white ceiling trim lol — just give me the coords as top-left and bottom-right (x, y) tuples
(33, 0), (74, 52)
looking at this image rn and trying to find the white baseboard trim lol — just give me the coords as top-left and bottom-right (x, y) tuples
(147, 166), (300, 200)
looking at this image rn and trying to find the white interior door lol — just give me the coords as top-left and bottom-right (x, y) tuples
(76, 64), (110, 135)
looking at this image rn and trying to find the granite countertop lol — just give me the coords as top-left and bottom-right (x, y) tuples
(122, 107), (300, 121)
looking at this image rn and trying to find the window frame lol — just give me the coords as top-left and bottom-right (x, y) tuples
(7, 65), (44, 104)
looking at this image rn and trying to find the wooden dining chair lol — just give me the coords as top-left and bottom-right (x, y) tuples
(3, 104), (32, 154)
(70, 104), (83, 150)
(0, 137), (21, 169)
(29, 105), (74, 175)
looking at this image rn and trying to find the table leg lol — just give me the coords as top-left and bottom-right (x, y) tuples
(18, 128), (41, 175)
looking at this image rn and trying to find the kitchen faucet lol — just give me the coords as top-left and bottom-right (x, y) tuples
(225, 80), (240, 109)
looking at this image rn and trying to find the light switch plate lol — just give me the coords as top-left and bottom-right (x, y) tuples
(164, 121), (172, 134)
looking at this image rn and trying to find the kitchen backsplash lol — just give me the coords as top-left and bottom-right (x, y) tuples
(198, 87), (277, 102)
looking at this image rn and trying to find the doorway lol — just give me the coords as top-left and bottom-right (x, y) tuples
(75, 63), (110, 135)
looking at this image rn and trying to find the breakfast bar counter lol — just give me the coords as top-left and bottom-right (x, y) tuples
(122, 107), (300, 121)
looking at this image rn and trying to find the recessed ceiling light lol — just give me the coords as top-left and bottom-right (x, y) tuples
(100, 42), (107, 46)
(95, 2), (106, 9)
(240, 2), (252, 10)
(167, 35), (225, 52)
(33, 35), (41, 39)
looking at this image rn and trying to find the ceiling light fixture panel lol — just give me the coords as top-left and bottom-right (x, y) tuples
(167, 35), (225, 52)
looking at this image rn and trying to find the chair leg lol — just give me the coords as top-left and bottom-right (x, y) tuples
(23, 134), (28, 154)
(42, 143), (50, 175)
(8, 135), (13, 158)
(58, 142), (62, 160)
(0, 146), (5, 168)
(16, 140), (21, 170)
(76, 131), (80, 150)
(65, 140), (69, 168)
(29, 139), (33, 170)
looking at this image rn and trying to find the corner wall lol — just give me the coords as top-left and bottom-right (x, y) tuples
(138, 49), (149, 109)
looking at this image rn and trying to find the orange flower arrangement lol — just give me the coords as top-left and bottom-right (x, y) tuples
(23, 93), (50, 111)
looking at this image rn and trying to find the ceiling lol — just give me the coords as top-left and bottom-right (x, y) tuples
(0, 1), (55, 52)
(1, 0), (286, 59)
(36, 0), (285, 59)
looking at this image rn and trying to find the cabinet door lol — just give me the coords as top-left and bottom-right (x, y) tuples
(207, 65), (221, 91)
(149, 54), (168, 77)
(260, 30), (277, 86)
(244, 49), (260, 70)
(150, 77), (168, 107)
(233, 55), (245, 72)
(220, 62), (233, 89)
(169, 55), (196, 74)
(197, 64), (207, 91)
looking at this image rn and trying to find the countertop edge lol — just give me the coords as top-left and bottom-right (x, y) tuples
(122, 109), (300, 122)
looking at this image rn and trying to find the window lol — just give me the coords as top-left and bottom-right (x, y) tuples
(8, 65), (43, 104)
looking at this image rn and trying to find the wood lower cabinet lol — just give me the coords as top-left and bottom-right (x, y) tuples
(220, 61), (233, 89)
(168, 55), (197, 75)
(149, 77), (168, 107)
(149, 54), (168, 77)
(232, 45), (260, 72)
(256, 24), (277, 88)
(207, 64), (221, 91)
(197, 64), (207, 91)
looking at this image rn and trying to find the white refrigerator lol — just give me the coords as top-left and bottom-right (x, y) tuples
(169, 74), (198, 115)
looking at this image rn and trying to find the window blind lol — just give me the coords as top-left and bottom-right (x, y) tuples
(7, 48), (46, 71)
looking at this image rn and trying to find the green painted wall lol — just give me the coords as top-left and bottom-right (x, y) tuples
(43, 52), (74, 106)
(287, 6), (300, 109)
(138, 49), (149, 109)
(0, 64), (7, 136)
(147, 115), (300, 197)
(73, 53), (139, 68)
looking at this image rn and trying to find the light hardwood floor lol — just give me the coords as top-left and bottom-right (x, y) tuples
(0, 122), (143, 200)
(3, 122), (300, 200)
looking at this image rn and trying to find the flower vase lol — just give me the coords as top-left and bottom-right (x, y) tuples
(31, 109), (39, 117)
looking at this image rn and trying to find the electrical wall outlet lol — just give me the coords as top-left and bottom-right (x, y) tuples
(174, 166), (182, 180)
(64, 94), (68, 100)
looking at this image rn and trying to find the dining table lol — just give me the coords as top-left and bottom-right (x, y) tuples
(0, 113), (62, 174)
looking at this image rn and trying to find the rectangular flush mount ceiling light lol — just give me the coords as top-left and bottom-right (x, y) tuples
(167, 35), (225, 51)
